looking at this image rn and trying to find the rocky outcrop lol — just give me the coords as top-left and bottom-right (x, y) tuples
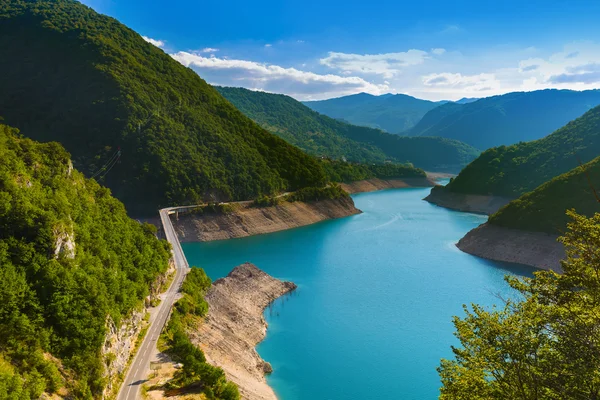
(457, 223), (565, 272)
(189, 263), (296, 400)
(101, 260), (175, 398)
(102, 308), (146, 399)
(172, 197), (361, 242)
(424, 186), (514, 215)
(53, 220), (75, 259)
(340, 177), (435, 194)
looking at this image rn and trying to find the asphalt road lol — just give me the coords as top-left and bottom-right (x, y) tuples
(116, 208), (189, 400)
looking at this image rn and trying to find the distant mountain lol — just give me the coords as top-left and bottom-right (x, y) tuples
(444, 104), (600, 198)
(455, 97), (480, 104)
(303, 92), (444, 133)
(489, 156), (600, 234)
(408, 89), (600, 149)
(0, 0), (327, 215)
(218, 87), (480, 171)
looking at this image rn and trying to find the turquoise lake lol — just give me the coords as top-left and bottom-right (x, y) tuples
(182, 185), (534, 400)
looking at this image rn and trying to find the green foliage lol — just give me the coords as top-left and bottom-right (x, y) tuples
(178, 203), (237, 217)
(251, 195), (282, 208)
(162, 269), (240, 400)
(218, 87), (479, 171)
(286, 185), (349, 203)
(217, 87), (390, 163)
(0, 0), (327, 216)
(439, 211), (600, 399)
(0, 124), (171, 397)
(176, 268), (212, 317)
(409, 89), (600, 149)
(302, 92), (443, 133)
(320, 159), (425, 183)
(446, 104), (600, 198)
(488, 156), (600, 233)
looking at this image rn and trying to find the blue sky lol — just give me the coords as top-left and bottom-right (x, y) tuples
(81, 0), (600, 100)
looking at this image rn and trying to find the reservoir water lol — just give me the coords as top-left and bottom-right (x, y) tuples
(182, 185), (534, 400)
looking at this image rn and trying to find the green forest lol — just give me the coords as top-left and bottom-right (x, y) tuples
(320, 159), (426, 183)
(444, 104), (600, 198)
(440, 211), (600, 398)
(217, 87), (480, 171)
(0, 123), (171, 398)
(488, 155), (600, 234)
(0, 0), (329, 216)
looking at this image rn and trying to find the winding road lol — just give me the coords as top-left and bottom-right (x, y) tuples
(116, 207), (190, 400)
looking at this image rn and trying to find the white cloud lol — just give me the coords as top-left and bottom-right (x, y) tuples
(320, 50), (429, 78)
(441, 25), (461, 34)
(265, 43), (272, 48)
(142, 36), (165, 48)
(431, 48), (446, 55)
(422, 72), (501, 92)
(171, 51), (389, 100)
(518, 42), (600, 87)
(200, 47), (219, 53)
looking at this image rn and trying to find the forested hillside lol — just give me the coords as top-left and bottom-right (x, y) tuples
(218, 87), (480, 171)
(0, 123), (171, 398)
(217, 87), (390, 163)
(408, 89), (600, 149)
(488, 156), (600, 234)
(320, 159), (426, 183)
(303, 92), (444, 133)
(0, 0), (327, 215)
(444, 105), (600, 197)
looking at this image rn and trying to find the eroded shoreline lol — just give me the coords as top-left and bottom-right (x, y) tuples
(424, 186), (513, 215)
(189, 263), (296, 400)
(457, 223), (565, 272)
(172, 177), (437, 243)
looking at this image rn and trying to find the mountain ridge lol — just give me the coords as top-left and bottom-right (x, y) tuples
(218, 86), (480, 171)
(303, 92), (444, 133)
(0, 0), (328, 215)
(408, 89), (600, 149)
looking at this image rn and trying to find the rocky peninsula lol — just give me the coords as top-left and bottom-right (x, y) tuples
(457, 223), (565, 272)
(424, 185), (514, 215)
(189, 263), (296, 400)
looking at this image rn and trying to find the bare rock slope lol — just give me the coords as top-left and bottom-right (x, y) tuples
(173, 197), (360, 242)
(425, 186), (513, 215)
(457, 223), (565, 272)
(190, 263), (296, 400)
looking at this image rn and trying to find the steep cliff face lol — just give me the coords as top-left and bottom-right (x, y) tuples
(424, 185), (514, 215)
(101, 260), (175, 399)
(172, 197), (361, 242)
(188, 263), (296, 400)
(339, 177), (435, 194)
(102, 309), (146, 399)
(457, 223), (565, 272)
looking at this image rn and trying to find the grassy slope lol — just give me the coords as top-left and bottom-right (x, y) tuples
(218, 87), (480, 172)
(0, 0), (327, 215)
(489, 156), (600, 234)
(409, 89), (600, 149)
(445, 105), (600, 198)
